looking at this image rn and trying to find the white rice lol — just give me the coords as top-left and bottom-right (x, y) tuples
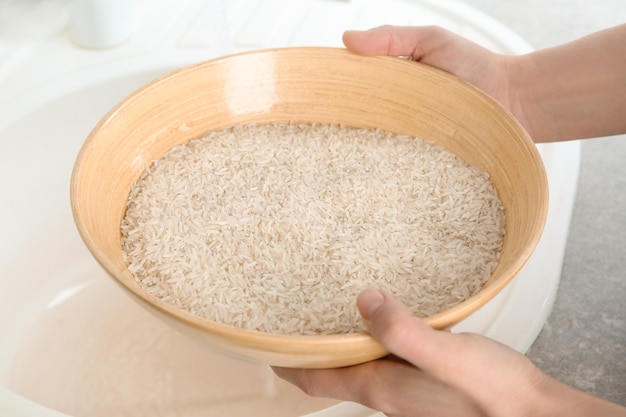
(121, 123), (505, 335)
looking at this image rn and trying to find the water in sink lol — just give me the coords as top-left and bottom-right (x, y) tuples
(5, 249), (337, 416)
(0, 70), (338, 417)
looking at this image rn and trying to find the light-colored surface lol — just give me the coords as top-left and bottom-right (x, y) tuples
(0, 66), (340, 417)
(0, 0), (586, 415)
(70, 47), (547, 368)
(9, 276), (339, 416)
(69, 0), (136, 48)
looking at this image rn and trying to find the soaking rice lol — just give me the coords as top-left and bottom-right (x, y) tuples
(120, 123), (505, 335)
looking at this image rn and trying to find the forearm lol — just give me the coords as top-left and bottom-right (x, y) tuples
(533, 373), (626, 417)
(509, 24), (626, 142)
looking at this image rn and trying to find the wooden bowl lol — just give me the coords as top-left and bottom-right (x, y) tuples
(70, 47), (548, 368)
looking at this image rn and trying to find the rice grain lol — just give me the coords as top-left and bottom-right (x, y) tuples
(121, 124), (505, 335)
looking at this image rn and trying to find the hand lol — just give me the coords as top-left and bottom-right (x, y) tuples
(342, 26), (525, 134)
(341, 25), (626, 142)
(274, 289), (546, 417)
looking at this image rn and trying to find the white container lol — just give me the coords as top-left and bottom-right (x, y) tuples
(69, 0), (136, 48)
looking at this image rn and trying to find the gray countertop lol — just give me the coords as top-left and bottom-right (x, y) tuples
(462, 0), (626, 405)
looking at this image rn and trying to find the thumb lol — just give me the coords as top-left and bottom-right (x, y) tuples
(357, 289), (461, 378)
(357, 289), (543, 416)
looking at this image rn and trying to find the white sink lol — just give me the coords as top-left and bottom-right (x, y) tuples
(0, 0), (581, 416)
(0, 65), (358, 417)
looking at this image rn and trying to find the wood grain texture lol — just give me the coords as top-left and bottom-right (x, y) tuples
(70, 47), (547, 368)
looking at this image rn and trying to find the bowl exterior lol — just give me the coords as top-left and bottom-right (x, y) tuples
(71, 47), (548, 368)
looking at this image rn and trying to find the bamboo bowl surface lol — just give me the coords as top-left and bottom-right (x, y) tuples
(70, 47), (548, 368)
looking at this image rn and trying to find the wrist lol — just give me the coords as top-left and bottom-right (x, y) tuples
(528, 370), (626, 417)
(502, 53), (559, 143)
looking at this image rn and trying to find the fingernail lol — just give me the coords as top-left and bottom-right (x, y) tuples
(358, 289), (386, 320)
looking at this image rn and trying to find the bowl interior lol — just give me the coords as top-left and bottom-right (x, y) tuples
(70, 47), (548, 367)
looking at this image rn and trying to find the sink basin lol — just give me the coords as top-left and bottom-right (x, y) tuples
(0, 66), (348, 417)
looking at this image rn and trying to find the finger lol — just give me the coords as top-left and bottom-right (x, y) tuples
(272, 355), (408, 397)
(356, 289), (468, 380)
(343, 25), (419, 57)
(342, 25), (456, 61)
(273, 360), (483, 417)
(273, 364), (367, 403)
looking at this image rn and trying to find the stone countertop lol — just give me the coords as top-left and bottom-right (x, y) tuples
(462, 0), (626, 405)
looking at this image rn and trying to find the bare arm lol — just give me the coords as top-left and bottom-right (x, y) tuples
(343, 24), (626, 142)
(511, 24), (626, 141)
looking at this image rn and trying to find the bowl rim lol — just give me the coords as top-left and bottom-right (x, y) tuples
(70, 46), (548, 362)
